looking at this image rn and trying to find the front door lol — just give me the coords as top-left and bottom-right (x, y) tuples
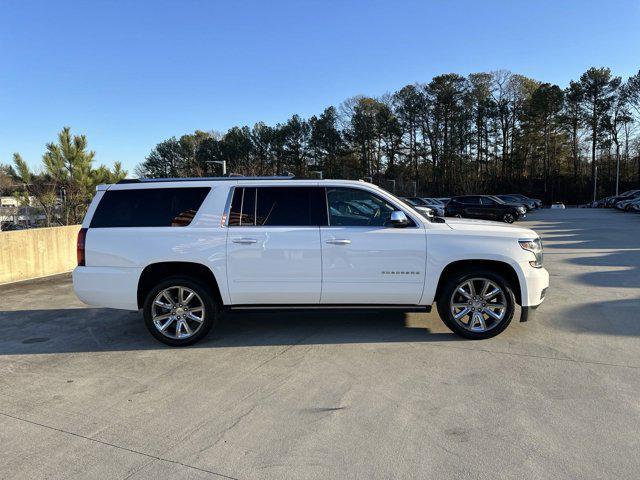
(320, 187), (427, 304)
(226, 186), (326, 304)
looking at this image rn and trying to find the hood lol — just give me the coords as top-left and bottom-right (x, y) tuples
(444, 217), (538, 237)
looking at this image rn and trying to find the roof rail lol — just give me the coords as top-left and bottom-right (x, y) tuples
(116, 175), (295, 184)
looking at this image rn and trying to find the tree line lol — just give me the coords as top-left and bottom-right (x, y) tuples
(1, 127), (126, 226)
(138, 67), (640, 203)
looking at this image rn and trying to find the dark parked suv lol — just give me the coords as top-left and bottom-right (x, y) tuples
(445, 195), (526, 223)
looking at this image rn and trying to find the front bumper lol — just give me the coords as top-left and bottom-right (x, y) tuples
(521, 265), (549, 308)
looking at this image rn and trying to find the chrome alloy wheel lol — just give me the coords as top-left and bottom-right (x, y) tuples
(151, 286), (205, 340)
(450, 278), (507, 332)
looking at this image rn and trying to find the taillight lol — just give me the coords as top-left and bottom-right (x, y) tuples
(77, 228), (88, 266)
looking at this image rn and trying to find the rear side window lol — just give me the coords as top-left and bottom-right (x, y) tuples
(228, 186), (327, 226)
(458, 196), (480, 205)
(90, 187), (210, 228)
(480, 197), (496, 205)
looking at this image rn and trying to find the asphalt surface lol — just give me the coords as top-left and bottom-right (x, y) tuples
(1, 209), (639, 480)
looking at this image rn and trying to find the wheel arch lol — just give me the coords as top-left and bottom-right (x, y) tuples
(137, 261), (223, 309)
(434, 259), (522, 305)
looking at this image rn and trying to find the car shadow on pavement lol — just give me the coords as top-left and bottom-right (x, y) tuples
(0, 307), (456, 355)
(566, 251), (640, 288)
(551, 298), (640, 337)
(529, 210), (640, 251)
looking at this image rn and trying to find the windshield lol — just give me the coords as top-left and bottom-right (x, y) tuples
(489, 195), (506, 204)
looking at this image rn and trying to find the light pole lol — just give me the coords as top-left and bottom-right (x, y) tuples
(615, 156), (620, 196)
(593, 165), (598, 203)
(206, 160), (227, 176)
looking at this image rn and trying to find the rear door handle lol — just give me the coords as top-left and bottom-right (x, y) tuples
(325, 239), (351, 245)
(232, 237), (257, 244)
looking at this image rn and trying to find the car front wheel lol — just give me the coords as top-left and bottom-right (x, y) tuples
(502, 212), (515, 223)
(437, 270), (516, 339)
(143, 276), (218, 346)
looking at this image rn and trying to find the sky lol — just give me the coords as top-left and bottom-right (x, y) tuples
(1, 0), (639, 174)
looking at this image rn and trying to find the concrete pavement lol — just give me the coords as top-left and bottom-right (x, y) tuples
(1, 209), (639, 479)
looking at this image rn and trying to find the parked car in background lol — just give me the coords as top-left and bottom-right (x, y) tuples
(614, 192), (640, 210)
(435, 197), (450, 205)
(402, 197), (445, 216)
(0, 222), (26, 231)
(584, 197), (609, 208)
(621, 198), (640, 212)
(420, 198), (446, 216)
(73, 177), (549, 346)
(496, 194), (535, 211)
(401, 198), (437, 219)
(630, 200), (640, 213)
(605, 189), (640, 207)
(445, 195), (526, 223)
(505, 194), (542, 209)
(551, 203), (566, 209)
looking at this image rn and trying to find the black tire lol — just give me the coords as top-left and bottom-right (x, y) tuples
(143, 276), (218, 347)
(436, 269), (516, 340)
(502, 213), (515, 223)
(455, 213), (463, 218)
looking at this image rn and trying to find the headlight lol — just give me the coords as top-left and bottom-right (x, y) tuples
(518, 206), (526, 213)
(519, 238), (543, 268)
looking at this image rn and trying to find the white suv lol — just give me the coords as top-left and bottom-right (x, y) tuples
(73, 177), (549, 346)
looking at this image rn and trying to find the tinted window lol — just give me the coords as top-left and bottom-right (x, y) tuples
(480, 197), (497, 206)
(91, 187), (210, 228)
(458, 196), (480, 205)
(327, 187), (412, 227)
(228, 187), (257, 226)
(229, 186), (326, 226)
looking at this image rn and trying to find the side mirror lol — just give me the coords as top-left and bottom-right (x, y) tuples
(390, 210), (409, 227)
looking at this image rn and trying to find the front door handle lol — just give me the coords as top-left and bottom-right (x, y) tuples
(325, 239), (351, 245)
(232, 237), (257, 244)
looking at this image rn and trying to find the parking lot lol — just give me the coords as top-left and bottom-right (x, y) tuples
(1, 208), (639, 479)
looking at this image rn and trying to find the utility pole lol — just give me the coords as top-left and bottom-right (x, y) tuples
(593, 165), (598, 203)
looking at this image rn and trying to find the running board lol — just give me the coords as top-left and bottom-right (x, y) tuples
(226, 304), (432, 312)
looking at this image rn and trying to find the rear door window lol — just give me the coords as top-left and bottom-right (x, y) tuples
(228, 186), (327, 226)
(90, 187), (210, 228)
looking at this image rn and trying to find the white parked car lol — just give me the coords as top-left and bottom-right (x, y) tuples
(73, 177), (549, 346)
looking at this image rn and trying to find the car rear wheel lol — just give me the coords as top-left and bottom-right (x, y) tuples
(502, 213), (515, 223)
(437, 270), (515, 339)
(143, 276), (218, 346)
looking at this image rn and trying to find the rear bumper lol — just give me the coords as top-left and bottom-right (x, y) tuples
(73, 266), (141, 310)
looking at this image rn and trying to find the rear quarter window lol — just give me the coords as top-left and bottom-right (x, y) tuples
(90, 187), (211, 228)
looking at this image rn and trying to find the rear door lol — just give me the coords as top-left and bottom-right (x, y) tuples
(458, 196), (482, 218)
(479, 196), (500, 219)
(225, 186), (326, 304)
(320, 186), (426, 304)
